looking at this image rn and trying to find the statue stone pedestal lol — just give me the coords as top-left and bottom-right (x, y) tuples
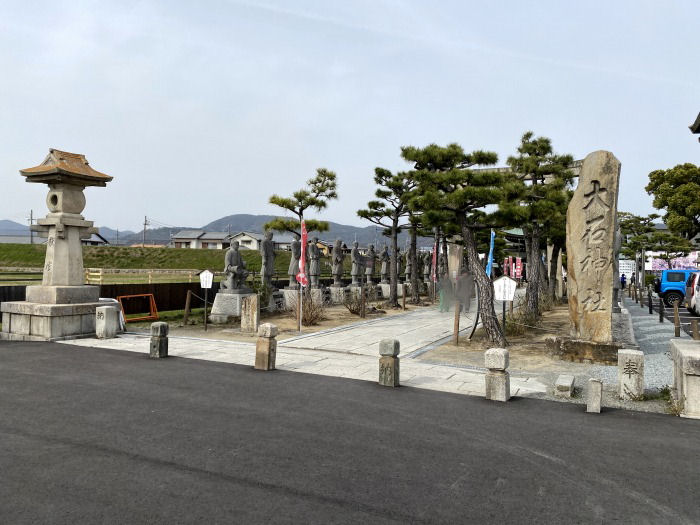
(209, 290), (255, 324)
(0, 149), (111, 342)
(379, 283), (405, 298)
(329, 286), (348, 305)
(310, 287), (329, 305)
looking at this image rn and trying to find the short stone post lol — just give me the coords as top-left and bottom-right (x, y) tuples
(673, 301), (681, 337)
(150, 322), (168, 358)
(255, 323), (277, 370)
(586, 378), (603, 413)
(618, 349), (644, 399)
(692, 319), (700, 341)
(96, 305), (119, 339)
(659, 298), (664, 323)
(484, 348), (510, 402)
(555, 374), (575, 398)
(378, 338), (400, 387)
(241, 294), (260, 334)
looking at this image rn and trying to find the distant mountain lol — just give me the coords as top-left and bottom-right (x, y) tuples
(0, 220), (28, 235)
(2, 214), (432, 247)
(203, 214), (432, 247)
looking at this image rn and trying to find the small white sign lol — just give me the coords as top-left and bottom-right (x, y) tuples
(493, 275), (517, 301)
(200, 269), (214, 289)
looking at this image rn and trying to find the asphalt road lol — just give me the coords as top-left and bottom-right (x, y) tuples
(1, 341), (699, 524)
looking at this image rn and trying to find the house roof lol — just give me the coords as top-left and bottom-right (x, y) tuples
(20, 149), (112, 187)
(173, 229), (205, 240)
(690, 112), (700, 134)
(230, 231), (263, 241)
(230, 231), (296, 243)
(200, 232), (230, 240)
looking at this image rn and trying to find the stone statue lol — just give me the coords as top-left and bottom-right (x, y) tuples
(260, 230), (275, 289)
(331, 239), (345, 286)
(422, 251), (432, 281)
(379, 246), (390, 284)
(404, 250), (412, 282)
(221, 241), (250, 292)
(351, 241), (363, 286)
(438, 252), (448, 279)
(365, 244), (376, 284)
(288, 236), (301, 288)
(308, 236), (321, 288)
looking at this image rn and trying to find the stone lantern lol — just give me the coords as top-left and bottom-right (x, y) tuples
(0, 149), (112, 341)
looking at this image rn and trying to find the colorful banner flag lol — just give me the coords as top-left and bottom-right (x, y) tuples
(296, 220), (308, 287)
(485, 229), (496, 278)
(514, 257), (523, 279)
(431, 241), (438, 283)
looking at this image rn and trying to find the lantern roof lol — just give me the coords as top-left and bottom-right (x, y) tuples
(20, 149), (112, 187)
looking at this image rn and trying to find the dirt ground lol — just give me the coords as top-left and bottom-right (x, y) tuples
(420, 304), (582, 374)
(128, 301), (425, 342)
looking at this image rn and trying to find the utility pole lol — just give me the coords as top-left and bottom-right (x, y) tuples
(28, 209), (33, 244)
(116, 229), (119, 246)
(142, 216), (148, 246)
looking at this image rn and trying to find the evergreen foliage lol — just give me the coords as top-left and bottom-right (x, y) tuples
(646, 163), (700, 240)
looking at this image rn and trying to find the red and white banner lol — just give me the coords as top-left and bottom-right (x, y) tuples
(296, 220), (308, 287)
(504, 257), (510, 277)
(514, 257), (523, 279)
(431, 242), (438, 283)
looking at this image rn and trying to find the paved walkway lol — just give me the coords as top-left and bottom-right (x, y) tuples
(61, 300), (546, 398)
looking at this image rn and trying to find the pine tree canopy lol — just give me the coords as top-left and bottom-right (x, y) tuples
(645, 163), (700, 240)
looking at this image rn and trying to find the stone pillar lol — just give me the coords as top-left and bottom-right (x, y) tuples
(484, 348), (510, 402)
(586, 378), (603, 413)
(566, 151), (621, 343)
(240, 294), (259, 333)
(150, 322), (168, 358)
(618, 349), (644, 399)
(378, 338), (400, 387)
(255, 323), (278, 370)
(670, 339), (700, 419)
(95, 305), (119, 339)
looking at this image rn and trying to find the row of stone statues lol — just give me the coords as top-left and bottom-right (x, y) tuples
(223, 232), (448, 290)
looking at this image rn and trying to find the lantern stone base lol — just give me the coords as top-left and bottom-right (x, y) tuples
(0, 300), (102, 341)
(209, 291), (254, 323)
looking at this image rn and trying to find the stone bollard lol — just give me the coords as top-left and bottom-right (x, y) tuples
(555, 374), (575, 398)
(586, 378), (603, 413)
(378, 339), (400, 387)
(241, 294), (260, 334)
(150, 322), (169, 358)
(96, 305), (119, 339)
(255, 323), (277, 370)
(484, 348), (510, 402)
(618, 349), (644, 399)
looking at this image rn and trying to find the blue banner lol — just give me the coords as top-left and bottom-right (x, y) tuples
(485, 229), (495, 278)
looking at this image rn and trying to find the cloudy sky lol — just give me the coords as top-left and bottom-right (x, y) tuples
(1, 0), (698, 232)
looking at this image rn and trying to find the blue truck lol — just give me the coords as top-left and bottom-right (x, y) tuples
(653, 269), (697, 307)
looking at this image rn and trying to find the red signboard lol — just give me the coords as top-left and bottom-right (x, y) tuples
(514, 257), (523, 279)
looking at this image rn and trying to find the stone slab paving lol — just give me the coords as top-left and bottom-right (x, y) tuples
(59, 332), (546, 398)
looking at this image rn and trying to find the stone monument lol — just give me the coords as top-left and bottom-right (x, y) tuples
(379, 246), (390, 284)
(209, 241), (254, 323)
(566, 151), (621, 344)
(1, 149), (110, 341)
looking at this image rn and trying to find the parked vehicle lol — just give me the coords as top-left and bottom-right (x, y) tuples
(687, 272), (700, 313)
(654, 269), (697, 307)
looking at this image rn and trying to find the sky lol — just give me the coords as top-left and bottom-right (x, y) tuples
(0, 0), (698, 232)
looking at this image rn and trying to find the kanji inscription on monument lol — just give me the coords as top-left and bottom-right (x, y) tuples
(566, 151), (621, 343)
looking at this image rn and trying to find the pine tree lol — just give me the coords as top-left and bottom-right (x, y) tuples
(265, 168), (338, 237)
(403, 143), (506, 346)
(501, 132), (573, 321)
(357, 169), (415, 307)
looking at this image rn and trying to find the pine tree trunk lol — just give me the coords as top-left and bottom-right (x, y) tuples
(524, 225), (540, 320)
(389, 220), (399, 307)
(548, 244), (561, 301)
(410, 225), (420, 304)
(461, 222), (505, 346)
